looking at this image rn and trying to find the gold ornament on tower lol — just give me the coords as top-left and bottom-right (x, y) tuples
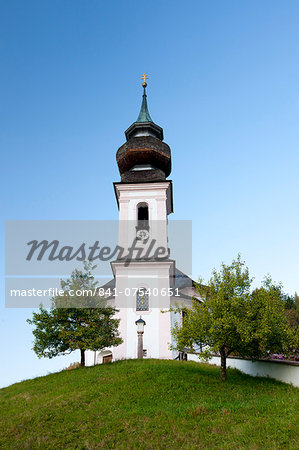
(141, 73), (148, 87)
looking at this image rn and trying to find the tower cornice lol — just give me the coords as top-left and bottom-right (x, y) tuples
(113, 180), (173, 214)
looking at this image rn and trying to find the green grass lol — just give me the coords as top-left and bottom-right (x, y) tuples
(0, 359), (298, 449)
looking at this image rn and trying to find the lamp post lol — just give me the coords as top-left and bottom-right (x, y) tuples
(135, 316), (146, 359)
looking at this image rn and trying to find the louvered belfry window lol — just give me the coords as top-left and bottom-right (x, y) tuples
(137, 203), (149, 230)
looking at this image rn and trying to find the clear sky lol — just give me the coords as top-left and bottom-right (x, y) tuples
(1, 0), (299, 388)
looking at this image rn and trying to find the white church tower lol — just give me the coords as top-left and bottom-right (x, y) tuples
(112, 74), (175, 360)
(86, 76), (197, 365)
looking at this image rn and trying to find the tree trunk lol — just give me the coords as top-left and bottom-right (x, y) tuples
(80, 349), (85, 367)
(220, 347), (227, 381)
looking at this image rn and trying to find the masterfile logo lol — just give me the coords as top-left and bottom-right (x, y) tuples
(5, 220), (192, 307)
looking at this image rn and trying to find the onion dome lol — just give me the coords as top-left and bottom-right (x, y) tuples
(116, 75), (171, 183)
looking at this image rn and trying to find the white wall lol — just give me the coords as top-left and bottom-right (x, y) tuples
(187, 354), (299, 387)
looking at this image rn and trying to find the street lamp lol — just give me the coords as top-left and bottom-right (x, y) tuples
(135, 316), (146, 359)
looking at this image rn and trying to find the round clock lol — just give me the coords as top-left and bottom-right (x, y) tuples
(136, 229), (149, 241)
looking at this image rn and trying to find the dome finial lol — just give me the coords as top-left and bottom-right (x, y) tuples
(141, 73), (148, 88)
(136, 73), (152, 123)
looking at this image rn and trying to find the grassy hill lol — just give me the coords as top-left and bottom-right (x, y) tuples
(0, 359), (298, 449)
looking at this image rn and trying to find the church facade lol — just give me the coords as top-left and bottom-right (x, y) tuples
(86, 77), (198, 365)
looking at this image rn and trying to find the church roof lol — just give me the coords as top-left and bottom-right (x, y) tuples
(171, 268), (196, 289)
(100, 267), (199, 299)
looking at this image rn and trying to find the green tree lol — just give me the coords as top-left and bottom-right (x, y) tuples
(171, 255), (296, 380)
(27, 263), (122, 366)
(284, 292), (299, 328)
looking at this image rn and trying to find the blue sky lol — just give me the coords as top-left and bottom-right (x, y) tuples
(1, 0), (299, 388)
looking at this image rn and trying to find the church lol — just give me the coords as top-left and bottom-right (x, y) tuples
(86, 76), (199, 366)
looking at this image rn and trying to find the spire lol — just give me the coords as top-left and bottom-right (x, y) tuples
(118, 75), (171, 182)
(136, 74), (153, 123)
(124, 74), (164, 141)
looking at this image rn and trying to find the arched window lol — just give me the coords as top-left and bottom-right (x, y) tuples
(136, 287), (149, 311)
(137, 203), (149, 230)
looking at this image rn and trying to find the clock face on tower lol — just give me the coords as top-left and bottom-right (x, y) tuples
(136, 229), (149, 241)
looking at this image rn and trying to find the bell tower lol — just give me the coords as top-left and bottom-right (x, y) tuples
(112, 75), (175, 360)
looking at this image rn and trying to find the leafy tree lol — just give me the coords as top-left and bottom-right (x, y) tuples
(282, 293), (296, 310)
(249, 281), (296, 357)
(27, 262), (122, 366)
(171, 255), (296, 380)
(284, 292), (299, 328)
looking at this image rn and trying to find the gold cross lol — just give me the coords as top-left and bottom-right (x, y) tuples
(141, 73), (149, 84)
